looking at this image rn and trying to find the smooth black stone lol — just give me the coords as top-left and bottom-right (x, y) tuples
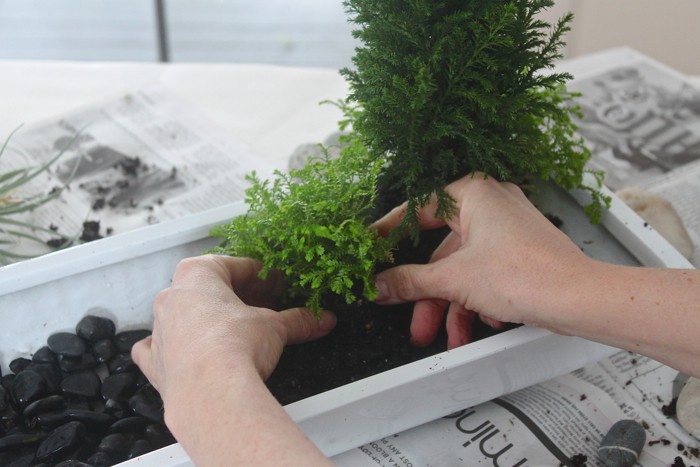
(0, 431), (46, 451)
(0, 405), (19, 433)
(11, 370), (47, 409)
(60, 371), (101, 400)
(4, 450), (36, 467)
(107, 354), (136, 374)
(135, 372), (149, 389)
(59, 353), (98, 373)
(62, 409), (115, 431)
(109, 416), (149, 434)
(97, 432), (132, 457)
(128, 439), (152, 459)
(76, 316), (116, 343)
(47, 333), (86, 358)
(113, 330), (151, 353)
(9, 358), (31, 374)
(23, 394), (65, 419)
(144, 423), (174, 449)
(86, 450), (113, 467)
(101, 372), (138, 401)
(92, 339), (116, 363)
(55, 461), (95, 467)
(1, 374), (15, 391)
(26, 363), (62, 394)
(103, 398), (129, 419)
(64, 400), (91, 411)
(36, 412), (70, 430)
(35, 421), (85, 463)
(0, 385), (7, 411)
(32, 346), (57, 364)
(128, 385), (163, 422)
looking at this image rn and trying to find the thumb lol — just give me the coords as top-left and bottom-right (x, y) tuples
(275, 308), (337, 345)
(375, 263), (449, 305)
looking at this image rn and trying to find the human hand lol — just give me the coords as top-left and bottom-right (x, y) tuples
(132, 255), (336, 404)
(373, 174), (590, 349)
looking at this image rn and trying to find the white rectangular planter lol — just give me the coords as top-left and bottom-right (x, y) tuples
(0, 181), (692, 465)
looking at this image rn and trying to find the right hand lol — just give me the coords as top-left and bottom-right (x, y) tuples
(372, 173), (591, 349)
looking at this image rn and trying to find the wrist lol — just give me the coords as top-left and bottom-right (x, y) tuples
(518, 254), (605, 333)
(162, 355), (261, 437)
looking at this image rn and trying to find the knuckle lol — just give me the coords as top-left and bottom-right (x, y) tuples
(393, 267), (417, 301)
(174, 256), (204, 276)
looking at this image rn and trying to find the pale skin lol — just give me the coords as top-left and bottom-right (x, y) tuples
(131, 256), (335, 466)
(132, 173), (700, 465)
(372, 173), (700, 377)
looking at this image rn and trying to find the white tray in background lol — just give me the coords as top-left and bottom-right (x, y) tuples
(0, 180), (692, 465)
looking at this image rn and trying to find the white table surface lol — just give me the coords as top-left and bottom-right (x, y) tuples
(0, 59), (350, 170)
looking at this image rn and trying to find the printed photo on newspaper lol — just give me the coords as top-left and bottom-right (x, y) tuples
(563, 47), (700, 267)
(0, 86), (273, 264)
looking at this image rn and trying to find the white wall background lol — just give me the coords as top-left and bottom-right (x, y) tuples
(540, 0), (700, 75)
(0, 1), (698, 75)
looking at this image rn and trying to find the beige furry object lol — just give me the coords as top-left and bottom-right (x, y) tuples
(616, 187), (695, 260)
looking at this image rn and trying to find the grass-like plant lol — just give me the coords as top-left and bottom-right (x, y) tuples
(0, 129), (73, 264)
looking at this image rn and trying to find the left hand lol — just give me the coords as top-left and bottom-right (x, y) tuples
(131, 255), (337, 404)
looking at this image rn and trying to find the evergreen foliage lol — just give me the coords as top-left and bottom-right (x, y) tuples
(213, 1), (609, 313)
(341, 0), (609, 237)
(211, 132), (393, 317)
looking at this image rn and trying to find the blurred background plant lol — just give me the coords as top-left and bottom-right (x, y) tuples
(0, 128), (74, 265)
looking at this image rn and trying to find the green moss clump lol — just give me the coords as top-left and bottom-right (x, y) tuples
(211, 133), (393, 316)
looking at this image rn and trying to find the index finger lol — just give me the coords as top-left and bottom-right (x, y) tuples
(372, 195), (449, 238)
(171, 255), (285, 308)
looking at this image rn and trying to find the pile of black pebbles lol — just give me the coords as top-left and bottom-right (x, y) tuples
(0, 315), (174, 466)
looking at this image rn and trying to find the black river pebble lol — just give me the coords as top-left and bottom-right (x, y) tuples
(31, 346), (56, 364)
(35, 420), (85, 462)
(129, 384), (164, 422)
(92, 339), (116, 363)
(113, 330), (151, 354)
(23, 395), (65, 419)
(47, 333), (86, 358)
(102, 372), (138, 401)
(0, 385), (7, 412)
(9, 358), (31, 374)
(60, 371), (101, 400)
(59, 353), (99, 373)
(0, 315), (172, 465)
(76, 315), (116, 343)
(55, 461), (94, 467)
(12, 370), (47, 409)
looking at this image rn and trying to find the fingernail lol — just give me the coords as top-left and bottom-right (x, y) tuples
(375, 279), (389, 302)
(319, 311), (337, 332)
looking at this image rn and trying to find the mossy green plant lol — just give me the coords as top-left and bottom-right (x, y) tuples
(211, 131), (393, 316)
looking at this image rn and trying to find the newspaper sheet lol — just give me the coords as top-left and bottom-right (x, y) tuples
(333, 49), (700, 467)
(562, 47), (700, 267)
(332, 356), (695, 466)
(0, 86), (273, 263)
